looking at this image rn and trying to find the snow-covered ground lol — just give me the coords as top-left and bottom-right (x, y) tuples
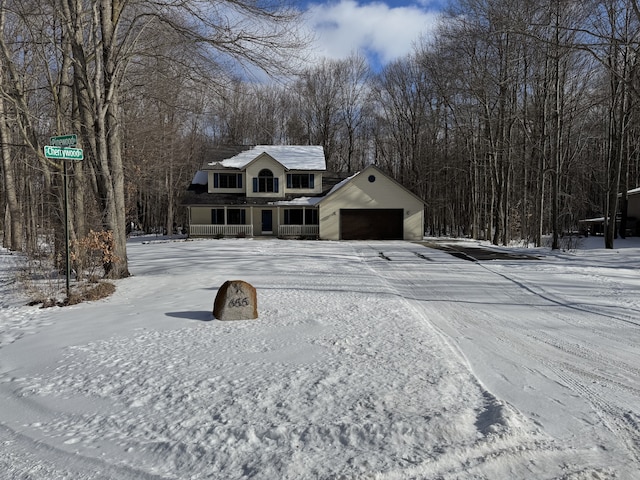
(1, 235), (639, 479)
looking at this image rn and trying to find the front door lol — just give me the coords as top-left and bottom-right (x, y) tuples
(261, 210), (273, 234)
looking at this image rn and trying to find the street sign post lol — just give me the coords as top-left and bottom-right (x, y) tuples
(44, 145), (84, 160)
(45, 134), (83, 299)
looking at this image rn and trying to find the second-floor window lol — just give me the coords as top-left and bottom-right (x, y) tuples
(287, 173), (315, 189)
(213, 173), (242, 189)
(253, 169), (279, 193)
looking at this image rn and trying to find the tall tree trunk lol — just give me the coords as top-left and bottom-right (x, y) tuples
(166, 166), (175, 237)
(105, 91), (129, 277)
(551, 0), (562, 250)
(0, 87), (22, 251)
(62, 0), (129, 277)
(605, 115), (624, 249)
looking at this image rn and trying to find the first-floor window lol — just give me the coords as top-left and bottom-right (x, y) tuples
(212, 208), (246, 224)
(227, 209), (246, 225)
(284, 208), (318, 225)
(305, 209), (319, 225)
(284, 209), (303, 225)
(211, 208), (225, 225)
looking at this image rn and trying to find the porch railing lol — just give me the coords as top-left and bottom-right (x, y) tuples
(189, 224), (253, 237)
(189, 224), (318, 237)
(278, 225), (319, 237)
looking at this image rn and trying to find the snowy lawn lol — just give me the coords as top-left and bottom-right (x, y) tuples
(1, 236), (640, 479)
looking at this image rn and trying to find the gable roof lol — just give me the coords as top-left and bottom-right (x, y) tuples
(317, 165), (426, 206)
(206, 145), (326, 171)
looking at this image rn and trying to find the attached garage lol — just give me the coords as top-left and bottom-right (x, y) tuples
(340, 209), (404, 240)
(318, 165), (425, 241)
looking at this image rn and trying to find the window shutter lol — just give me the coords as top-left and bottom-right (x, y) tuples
(309, 174), (315, 189)
(213, 173), (219, 188)
(253, 178), (258, 192)
(238, 174), (243, 189)
(274, 178), (279, 192)
(241, 210), (246, 224)
(287, 174), (292, 188)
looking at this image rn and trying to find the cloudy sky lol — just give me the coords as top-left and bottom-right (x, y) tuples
(301, 0), (446, 70)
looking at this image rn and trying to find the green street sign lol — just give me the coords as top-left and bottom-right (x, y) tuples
(50, 134), (77, 147)
(44, 145), (84, 160)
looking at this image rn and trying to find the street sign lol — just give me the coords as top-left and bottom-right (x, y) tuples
(50, 134), (77, 147)
(44, 145), (84, 160)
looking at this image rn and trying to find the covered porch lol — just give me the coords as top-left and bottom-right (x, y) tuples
(188, 205), (319, 238)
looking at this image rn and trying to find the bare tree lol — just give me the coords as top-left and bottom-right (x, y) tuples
(0, 0), (308, 278)
(294, 59), (342, 169)
(0, 78), (22, 251)
(333, 54), (372, 172)
(371, 55), (435, 194)
(0, 0), (57, 252)
(587, 0), (640, 247)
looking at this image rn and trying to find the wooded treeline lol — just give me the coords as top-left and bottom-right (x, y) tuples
(2, 0), (640, 281)
(0, 0), (306, 278)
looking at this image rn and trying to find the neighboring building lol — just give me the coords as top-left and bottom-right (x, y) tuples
(183, 145), (425, 241)
(614, 187), (640, 236)
(579, 187), (640, 236)
(626, 187), (640, 235)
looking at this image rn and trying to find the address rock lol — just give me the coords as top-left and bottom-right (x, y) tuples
(213, 280), (258, 321)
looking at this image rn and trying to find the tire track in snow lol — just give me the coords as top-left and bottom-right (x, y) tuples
(484, 261), (640, 328)
(486, 322), (640, 466)
(0, 422), (168, 480)
(523, 328), (640, 390)
(351, 243), (581, 477)
(446, 252), (640, 471)
(545, 361), (640, 465)
(369, 242), (639, 476)
(476, 262), (640, 396)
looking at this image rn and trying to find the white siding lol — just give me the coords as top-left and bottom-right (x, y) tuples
(319, 166), (424, 241)
(245, 156), (286, 199)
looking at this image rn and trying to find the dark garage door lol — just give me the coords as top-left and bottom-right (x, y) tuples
(340, 209), (404, 240)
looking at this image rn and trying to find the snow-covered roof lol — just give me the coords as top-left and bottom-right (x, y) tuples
(211, 145), (325, 170)
(269, 197), (324, 207)
(326, 172), (358, 196)
(317, 165), (427, 206)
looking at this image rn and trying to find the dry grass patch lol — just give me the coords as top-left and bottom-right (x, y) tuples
(64, 281), (116, 306)
(27, 281), (116, 308)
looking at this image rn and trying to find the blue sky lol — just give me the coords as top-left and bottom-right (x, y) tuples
(299, 0), (446, 70)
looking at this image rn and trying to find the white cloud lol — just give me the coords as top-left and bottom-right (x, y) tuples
(304, 0), (441, 67)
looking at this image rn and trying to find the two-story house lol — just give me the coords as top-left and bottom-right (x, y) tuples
(184, 145), (425, 240)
